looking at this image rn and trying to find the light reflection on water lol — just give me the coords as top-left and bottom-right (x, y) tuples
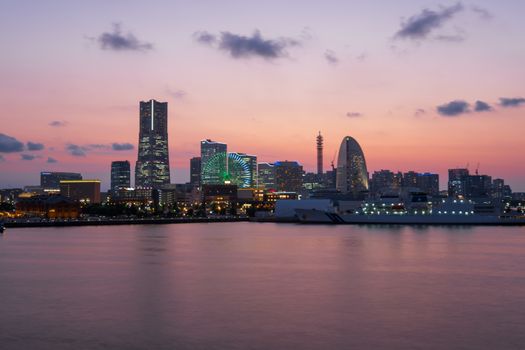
(1, 223), (524, 350)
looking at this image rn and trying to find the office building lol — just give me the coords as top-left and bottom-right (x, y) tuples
(59, 180), (101, 204)
(201, 139), (227, 185)
(448, 168), (469, 197)
(190, 157), (201, 186)
(274, 161), (303, 192)
(111, 161), (131, 191)
(258, 163), (276, 190)
(135, 99), (170, 188)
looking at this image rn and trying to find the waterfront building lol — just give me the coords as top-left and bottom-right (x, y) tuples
(40, 172), (82, 191)
(258, 163), (275, 190)
(135, 99), (170, 188)
(335, 136), (369, 197)
(492, 179), (512, 200)
(16, 195), (80, 219)
(274, 161), (303, 192)
(201, 139), (227, 185)
(59, 180), (101, 204)
(111, 161), (131, 191)
(190, 157), (201, 186)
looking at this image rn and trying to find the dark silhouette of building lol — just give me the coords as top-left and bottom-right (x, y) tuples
(317, 131), (323, 175)
(40, 172), (82, 191)
(111, 161), (131, 190)
(448, 168), (469, 197)
(190, 157), (201, 186)
(135, 99), (170, 188)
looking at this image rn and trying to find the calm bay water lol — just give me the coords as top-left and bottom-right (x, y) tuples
(1, 223), (525, 350)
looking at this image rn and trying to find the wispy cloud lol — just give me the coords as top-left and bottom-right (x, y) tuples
(112, 143), (134, 151)
(97, 23), (153, 52)
(474, 100), (493, 112)
(47, 157), (58, 163)
(395, 3), (464, 40)
(49, 120), (68, 127)
(471, 5), (493, 20)
(437, 100), (470, 116)
(346, 112), (363, 118)
(194, 30), (300, 60)
(21, 154), (36, 161)
(324, 50), (339, 65)
(165, 87), (187, 99)
(27, 142), (44, 151)
(499, 97), (525, 108)
(0, 133), (25, 153)
(66, 144), (88, 157)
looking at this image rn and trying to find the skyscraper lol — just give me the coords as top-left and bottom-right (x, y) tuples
(111, 161), (131, 190)
(201, 139), (227, 185)
(135, 99), (170, 188)
(190, 157), (201, 186)
(258, 162), (275, 190)
(336, 136), (368, 197)
(317, 132), (323, 175)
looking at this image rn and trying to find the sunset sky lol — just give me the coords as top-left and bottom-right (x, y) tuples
(1, 0), (524, 191)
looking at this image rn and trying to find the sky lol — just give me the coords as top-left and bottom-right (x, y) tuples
(0, 0), (524, 191)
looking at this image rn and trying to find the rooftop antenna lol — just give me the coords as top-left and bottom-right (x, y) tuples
(476, 162), (480, 175)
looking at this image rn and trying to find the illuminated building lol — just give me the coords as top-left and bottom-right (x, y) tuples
(59, 180), (101, 204)
(227, 153), (257, 188)
(111, 161), (131, 190)
(370, 170), (402, 195)
(274, 161), (303, 192)
(258, 163), (275, 190)
(201, 139), (227, 185)
(16, 195), (80, 219)
(190, 157), (201, 186)
(135, 99), (170, 189)
(40, 172), (82, 191)
(336, 136), (368, 197)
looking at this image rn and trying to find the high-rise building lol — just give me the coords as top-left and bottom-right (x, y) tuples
(227, 153), (257, 188)
(316, 131), (323, 175)
(190, 157), (201, 186)
(274, 161), (303, 192)
(60, 180), (101, 204)
(40, 172), (82, 191)
(201, 139), (227, 185)
(258, 162), (275, 190)
(370, 170), (402, 195)
(135, 99), (170, 189)
(466, 175), (492, 198)
(416, 173), (440, 196)
(336, 136), (369, 197)
(448, 168), (469, 197)
(111, 161), (131, 191)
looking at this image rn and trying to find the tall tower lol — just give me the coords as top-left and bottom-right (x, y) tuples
(316, 131), (323, 175)
(135, 99), (170, 188)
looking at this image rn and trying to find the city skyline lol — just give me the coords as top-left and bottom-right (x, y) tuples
(1, 1), (525, 190)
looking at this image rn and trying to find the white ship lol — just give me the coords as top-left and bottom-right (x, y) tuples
(295, 197), (525, 225)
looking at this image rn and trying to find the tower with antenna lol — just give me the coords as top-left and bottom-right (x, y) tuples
(316, 131), (324, 175)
